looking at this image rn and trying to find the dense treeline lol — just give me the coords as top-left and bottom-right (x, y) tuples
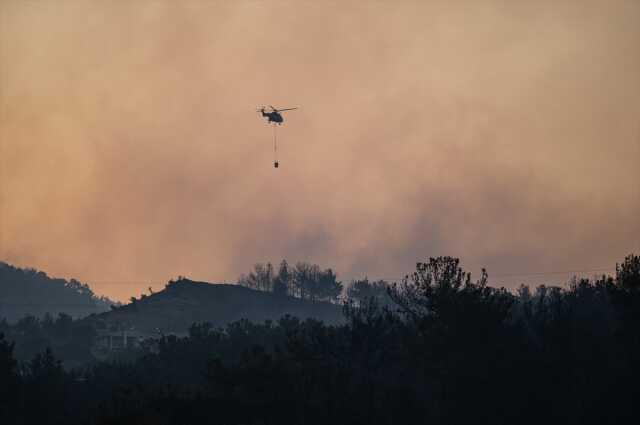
(1, 254), (639, 424)
(238, 260), (394, 307)
(239, 260), (344, 302)
(0, 313), (95, 367)
(0, 262), (117, 322)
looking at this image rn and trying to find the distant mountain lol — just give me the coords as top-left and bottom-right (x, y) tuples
(0, 261), (116, 322)
(86, 278), (344, 334)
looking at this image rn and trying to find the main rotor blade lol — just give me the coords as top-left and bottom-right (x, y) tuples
(276, 107), (298, 112)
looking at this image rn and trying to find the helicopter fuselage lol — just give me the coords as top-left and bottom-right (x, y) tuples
(262, 111), (283, 124)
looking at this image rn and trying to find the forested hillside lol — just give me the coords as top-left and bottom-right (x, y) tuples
(1, 254), (639, 424)
(0, 262), (115, 322)
(87, 278), (343, 334)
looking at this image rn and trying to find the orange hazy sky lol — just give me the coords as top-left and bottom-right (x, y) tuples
(1, 0), (639, 301)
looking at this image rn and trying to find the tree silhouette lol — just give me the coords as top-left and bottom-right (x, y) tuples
(346, 278), (392, 307)
(1, 254), (639, 424)
(239, 262), (274, 292)
(617, 254), (640, 291)
(273, 260), (292, 297)
(0, 334), (19, 423)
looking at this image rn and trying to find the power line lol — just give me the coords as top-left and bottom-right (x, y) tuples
(339, 267), (616, 283)
(85, 267), (617, 285)
(0, 303), (109, 307)
(1, 266), (618, 287)
(0, 267), (622, 307)
(490, 268), (614, 278)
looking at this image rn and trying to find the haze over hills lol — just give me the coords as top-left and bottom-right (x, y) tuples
(0, 262), (345, 367)
(0, 261), (116, 322)
(85, 278), (343, 334)
(0, 1), (638, 422)
(0, 260), (344, 333)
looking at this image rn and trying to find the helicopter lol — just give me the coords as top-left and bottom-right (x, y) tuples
(258, 105), (298, 125)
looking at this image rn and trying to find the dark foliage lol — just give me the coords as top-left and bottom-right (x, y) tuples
(0, 262), (117, 322)
(0, 313), (96, 367)
(1, 255), (639, 424)
(239, 260), (343, 302)
(346, 277), (394, 307)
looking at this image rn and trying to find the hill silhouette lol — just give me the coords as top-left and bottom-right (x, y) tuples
(3, 255), (639, 424)
(86, 278), (343, 334)
(0, 262), (115, 322)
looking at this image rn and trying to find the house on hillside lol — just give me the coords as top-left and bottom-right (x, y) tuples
(92, 326), (187, 360)
(94, 328), (149, 351)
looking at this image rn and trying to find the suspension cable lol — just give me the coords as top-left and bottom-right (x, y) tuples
(273, 124), (277, 160)
(273, 124), (278, 167)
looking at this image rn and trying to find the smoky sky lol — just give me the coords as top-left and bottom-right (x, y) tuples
(1, 0), (638, 301)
